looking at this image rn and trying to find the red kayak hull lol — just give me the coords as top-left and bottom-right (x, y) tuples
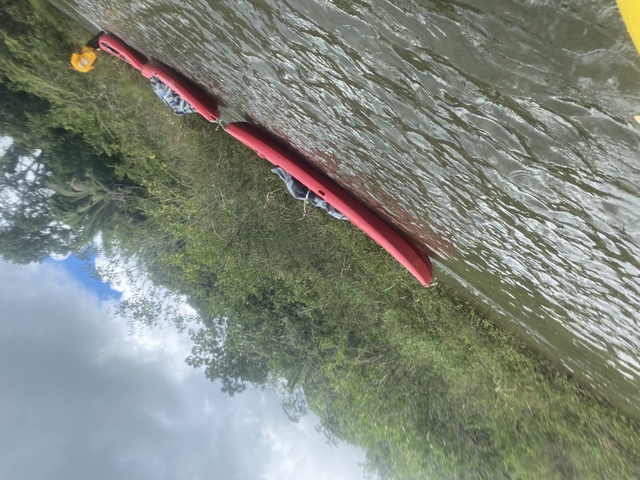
(98, 34), (147, 71)
(98, 33), (220, 122)
(140, 62), (220, 122)
(226, 122), (433, 287)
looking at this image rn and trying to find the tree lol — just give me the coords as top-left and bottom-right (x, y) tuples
(0, 144), (78, 263)
(0, 78), (141, 263)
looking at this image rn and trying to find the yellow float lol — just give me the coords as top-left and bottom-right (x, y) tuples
(617, 0), (640, 55)
(70, 45), (98, 73)
(617, 0), (640, 122)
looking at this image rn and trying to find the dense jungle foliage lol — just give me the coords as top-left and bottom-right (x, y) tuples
(3, 1), (640, 478)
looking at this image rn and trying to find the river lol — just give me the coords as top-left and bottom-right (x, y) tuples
(54, 0), (640, 417)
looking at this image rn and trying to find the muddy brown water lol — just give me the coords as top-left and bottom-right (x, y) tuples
(55, 0), (640, 417)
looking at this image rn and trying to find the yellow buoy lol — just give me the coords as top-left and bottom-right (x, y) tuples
(617, 1), (640, 122)
(617, 0), (640, 55)
(70, 46), (98, 73)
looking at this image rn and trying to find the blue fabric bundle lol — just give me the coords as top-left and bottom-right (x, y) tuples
(271, 167), (348, 221)
(150, 76), (196, 116)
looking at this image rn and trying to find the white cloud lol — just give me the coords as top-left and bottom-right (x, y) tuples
(260, 415), (367, 480)
(0, 260), (368, 480)
(0, 135), (12, 154)
(49, 251), (72, 261)
(92, 241), (199, 336)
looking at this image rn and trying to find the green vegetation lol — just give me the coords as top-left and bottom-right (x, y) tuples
(3, 1), (640, 478)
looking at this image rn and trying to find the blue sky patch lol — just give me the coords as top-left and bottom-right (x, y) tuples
(45, 253), (122, 302)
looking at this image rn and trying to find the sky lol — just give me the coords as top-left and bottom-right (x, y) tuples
(0, 136), (10, 153)
(0, 258), (368, 480)
(45, 253), (122, 301)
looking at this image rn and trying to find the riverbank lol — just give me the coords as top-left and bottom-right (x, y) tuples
(3, 1), (640, 478)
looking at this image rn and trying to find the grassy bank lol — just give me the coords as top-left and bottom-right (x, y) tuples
(3, 1), (640, 478)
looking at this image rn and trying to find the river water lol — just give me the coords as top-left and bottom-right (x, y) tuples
(55, 0), (640, 417)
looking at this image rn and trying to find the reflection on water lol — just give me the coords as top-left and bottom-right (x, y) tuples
(56, 0), (640, 415)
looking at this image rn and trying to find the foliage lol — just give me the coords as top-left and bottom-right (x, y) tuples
(0, 145), (79, 262)
(2, 1), (640, 479)
(0, 0), (144, 261)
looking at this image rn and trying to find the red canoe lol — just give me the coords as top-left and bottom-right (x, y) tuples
(98, 33), (220, 122)
(226, 122), (433, 287)
(98, 34), (147, 71)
